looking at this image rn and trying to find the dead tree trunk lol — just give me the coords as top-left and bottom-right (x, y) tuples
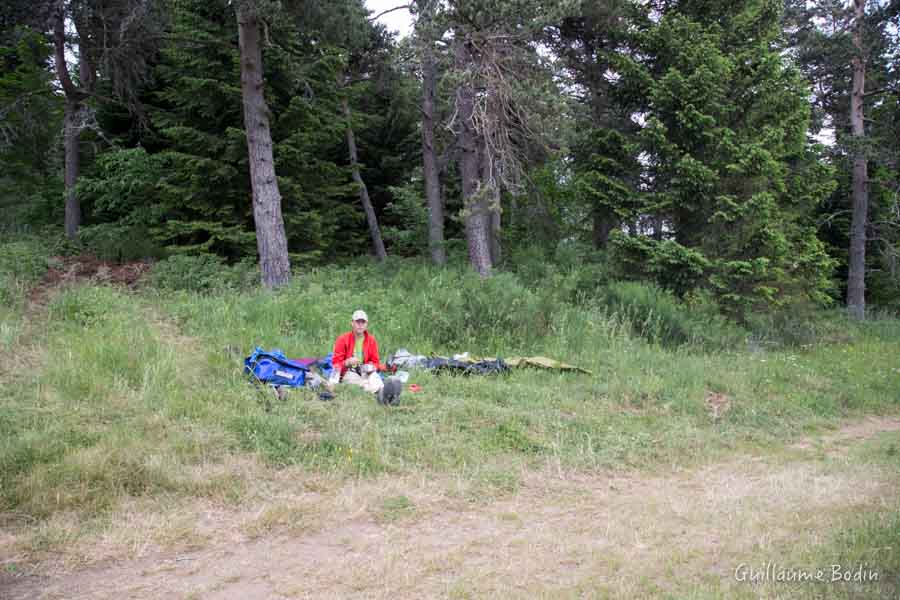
(421, 37), (446, 265)
(342, 97), (387, 262)
(455, 38), (492, 277)
(237, 7), (291, 288)
(847, 0), (868, 319)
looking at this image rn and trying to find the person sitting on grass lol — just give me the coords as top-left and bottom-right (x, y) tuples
(325, 309), (401, 405)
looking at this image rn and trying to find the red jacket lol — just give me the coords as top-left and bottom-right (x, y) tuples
(332, 331), (384, 377)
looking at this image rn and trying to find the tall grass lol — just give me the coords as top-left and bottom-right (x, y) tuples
(1, 256), (899, 537)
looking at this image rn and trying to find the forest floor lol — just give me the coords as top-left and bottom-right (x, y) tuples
(2, 416), (899, 599)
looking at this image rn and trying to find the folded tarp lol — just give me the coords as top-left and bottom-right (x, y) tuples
(387, 349), (591, 376)
(504, 356), (592, 375)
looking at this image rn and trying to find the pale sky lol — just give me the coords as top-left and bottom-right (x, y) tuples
(365, 0), (414, 38)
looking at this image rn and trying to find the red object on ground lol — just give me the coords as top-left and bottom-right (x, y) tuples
(408, 384), (421, 392)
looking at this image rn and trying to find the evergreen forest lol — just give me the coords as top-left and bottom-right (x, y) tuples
(2, 0), (900, 316)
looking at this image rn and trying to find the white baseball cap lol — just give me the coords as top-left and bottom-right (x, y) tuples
(352, 309), (368, 322)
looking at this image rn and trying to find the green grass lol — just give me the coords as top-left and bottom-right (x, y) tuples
(1, 258), (899, 568)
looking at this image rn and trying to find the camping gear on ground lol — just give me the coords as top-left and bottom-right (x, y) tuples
(377, 377), (403, 406)
(389, 348), (592, 376)
(305, 372), (325, 390)
(244, 347), (309, 387)
(425, 357), (510, 376)
(314, 353), (335, 380)
(503, 356), (593, 375)
(387, 348), (429, 369)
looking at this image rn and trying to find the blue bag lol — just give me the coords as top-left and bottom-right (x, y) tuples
(316, 353), (334, 380)
(244, 347), (309, 387)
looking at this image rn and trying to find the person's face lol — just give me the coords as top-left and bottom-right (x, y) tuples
(351, 318), (368, 336)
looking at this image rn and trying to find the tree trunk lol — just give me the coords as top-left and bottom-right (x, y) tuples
(53, 1), (83, 240)
(847, 0), (868, 319)
(237, 7), (291, 288)
(421, 37), (446, 265)
(489, 205), (501, 265)
(455, 38), (492, 277)
(63, 101), (81, 239)
(342, 97), (387, 262)
(592, 209), (616, 249)
(481, 146), (501, 265)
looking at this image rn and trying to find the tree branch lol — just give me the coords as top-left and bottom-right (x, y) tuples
(52, 1), (83, 101)
(368, 4), (410, 22)
(864, 86), (898, 97)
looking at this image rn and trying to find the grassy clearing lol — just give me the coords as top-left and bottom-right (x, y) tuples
(1, 256), (899, 571)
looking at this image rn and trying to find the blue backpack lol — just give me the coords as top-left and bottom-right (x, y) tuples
(244, 347), (309, 387)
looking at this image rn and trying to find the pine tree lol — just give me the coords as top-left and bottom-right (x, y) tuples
(785, 0), (900, 317)
(445, 0), (575, 276)
(612, 0), (837, 313)
(0, 26), (62, 225)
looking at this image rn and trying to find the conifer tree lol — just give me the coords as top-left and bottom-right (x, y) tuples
(785, 0), (899, 317)
(0, 26), (62, 224)
(47, 0), (161, 239)
(612, 0), (836, 313)
(446, 0), (574, 276)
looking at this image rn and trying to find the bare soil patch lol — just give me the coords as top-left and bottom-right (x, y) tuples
(2, 417), (898, 599)
(27, 255), (151, 306)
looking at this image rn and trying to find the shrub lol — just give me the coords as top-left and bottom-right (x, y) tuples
(78, 224), (166, 263)
(608, 233), (710, 297)
(598, 281), (746, 349)
(149, 254), (257, 293)
(744, 305), (852, 348)
(382, 180), (429, 256)
(424, 271), (551, 351)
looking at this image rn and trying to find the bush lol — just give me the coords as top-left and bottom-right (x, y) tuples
(383, 179), (429, 256)
(608, 233), (710, 296)
(744, 305), (852, 348)
(598, 281), (746, 349)
(423, 271), (552, 351)
(78, 224), (166, 263)
(149, 254), (257, 293)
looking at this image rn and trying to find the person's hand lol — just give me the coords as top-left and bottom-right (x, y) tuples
(345, 357), (359, 367)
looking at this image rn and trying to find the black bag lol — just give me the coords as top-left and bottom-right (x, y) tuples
(425, 357), (510, 376)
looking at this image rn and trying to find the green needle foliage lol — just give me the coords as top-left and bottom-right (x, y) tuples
(608, 0), (838, 315)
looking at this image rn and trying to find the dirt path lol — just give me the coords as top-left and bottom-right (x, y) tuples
(3, 417), (899, 599)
